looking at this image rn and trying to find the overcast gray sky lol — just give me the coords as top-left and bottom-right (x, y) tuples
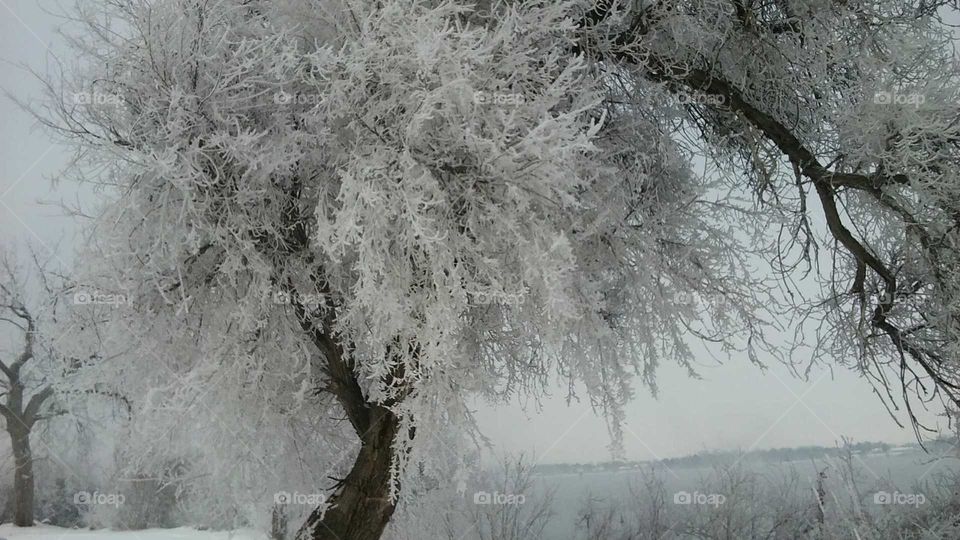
(0, 0), (945, 466)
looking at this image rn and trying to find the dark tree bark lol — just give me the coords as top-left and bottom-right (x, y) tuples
(270, 502), (288, 540)
(295, 405), (401, 540)
(0, 284), (54, 528)
(289, 282), (406, 540)
(10, 426), (35, 527)
(1, 382), (52, 527)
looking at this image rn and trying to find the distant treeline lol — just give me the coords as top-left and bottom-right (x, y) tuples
(534, 438), (955, 475)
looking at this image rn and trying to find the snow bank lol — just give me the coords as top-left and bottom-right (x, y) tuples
(0, 525), (266, 540)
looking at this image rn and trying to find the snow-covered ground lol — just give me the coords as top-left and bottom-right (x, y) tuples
(0, 526), (266, 540)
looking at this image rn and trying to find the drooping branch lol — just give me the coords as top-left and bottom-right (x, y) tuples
(0, 296), (35, 384)
(10, 314), (36, 377)
(22, 386), (54, 428)
(575, 1), (960, 413)
(286, 274), (372, 438)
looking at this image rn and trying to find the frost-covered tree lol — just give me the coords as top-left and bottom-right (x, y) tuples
(571, 0), (960, 431)
(34, 0), (960, 538)
(0, 248), (65, 526)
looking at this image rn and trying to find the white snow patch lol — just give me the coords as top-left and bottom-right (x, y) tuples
(0, 525), (267, 540)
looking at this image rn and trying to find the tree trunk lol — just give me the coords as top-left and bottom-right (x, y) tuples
(10, 428), (34, 527)
(271, 502), (287, 540)
(296, 405), (400, 540)
(289, 280), (409, 540)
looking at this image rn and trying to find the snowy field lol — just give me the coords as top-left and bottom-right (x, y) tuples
(0, 449), (955, 539)
(0, 526), (265, 540)
(534, 449), (960, 539)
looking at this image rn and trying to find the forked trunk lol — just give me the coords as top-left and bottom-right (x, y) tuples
(10, 428), (34, 527)
(296, 405), (401, 540)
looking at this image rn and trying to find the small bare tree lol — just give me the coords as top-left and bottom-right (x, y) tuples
(0, 250), (59, 526)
